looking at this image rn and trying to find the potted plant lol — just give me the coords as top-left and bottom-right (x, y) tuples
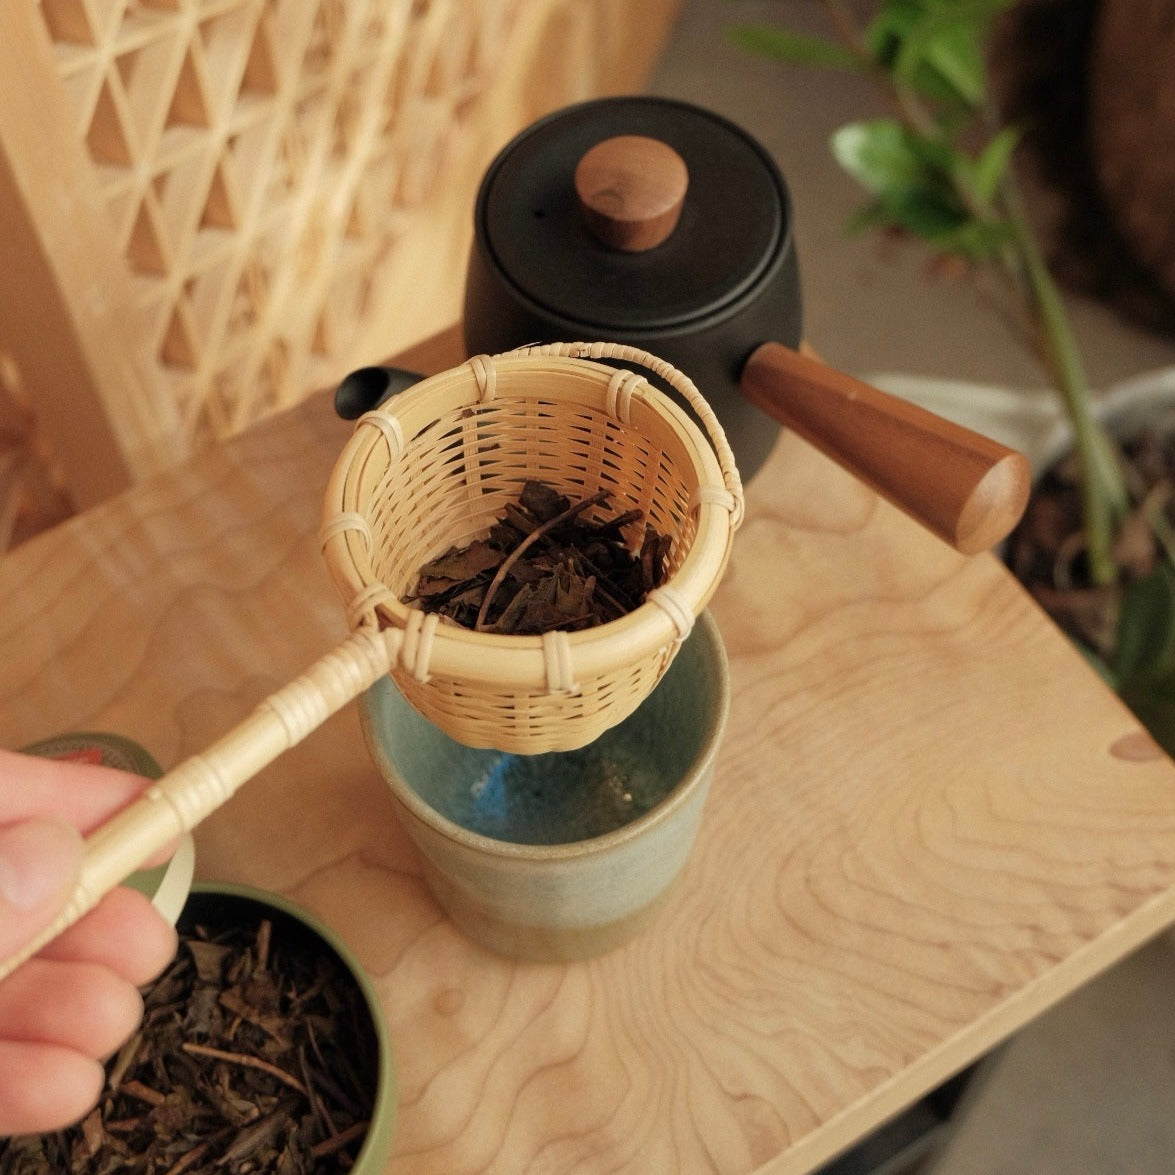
(729, 0), (1175, 755)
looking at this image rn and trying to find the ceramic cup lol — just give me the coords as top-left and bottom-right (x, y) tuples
(360, 610), (730, 961)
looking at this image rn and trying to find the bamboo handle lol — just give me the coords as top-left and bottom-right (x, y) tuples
(741, 342), (1031, 553)
(0, 628), (394, 983)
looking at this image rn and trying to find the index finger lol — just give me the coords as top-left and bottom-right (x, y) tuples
(0, 747), (179, 868)
(0, 748), (153, 833)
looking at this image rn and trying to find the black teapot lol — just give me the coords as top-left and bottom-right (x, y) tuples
(460, 96), (1028, 554)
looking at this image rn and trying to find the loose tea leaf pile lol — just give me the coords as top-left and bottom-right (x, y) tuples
(410, 480), (672, 633)
(0, 910), (379, 1174)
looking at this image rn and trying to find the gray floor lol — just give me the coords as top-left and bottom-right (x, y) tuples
(650, 3), (1175, 1173)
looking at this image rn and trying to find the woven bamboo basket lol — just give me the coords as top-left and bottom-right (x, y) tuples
(321, 341), (743, 753)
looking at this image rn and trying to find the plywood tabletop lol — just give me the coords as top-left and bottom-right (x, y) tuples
(3, 329), (1175, 1174)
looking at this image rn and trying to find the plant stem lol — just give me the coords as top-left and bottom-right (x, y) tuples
(824, 0), (942, 138)
(999, 184), (1129, 585)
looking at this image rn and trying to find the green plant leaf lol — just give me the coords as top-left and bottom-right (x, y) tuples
(866, 0), (1016, 111)
(897, 17), (985, 107)
(1093, 549), (1175, 758)
(728, 0), (1130, 624)
(1113, 561), (1175, 683)
(885, 187), (970, 237)
(927, 32), (985, 106)
(831, 120), (971, 240)
(841, 193), (978, 244)
(865, 0), (924, 70)
(831, 119), (933, 193)
(1120, 668), (1175, 759)
(726, 25), (860, 71)
(928, 218), (1013, 259)
(971, 125), (1020, 204)
(904, 126), (964, 170)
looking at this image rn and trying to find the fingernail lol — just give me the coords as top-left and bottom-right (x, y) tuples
(0, 820), (83, 911)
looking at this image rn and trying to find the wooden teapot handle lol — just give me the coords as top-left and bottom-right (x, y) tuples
(741, 342), (1031, 554)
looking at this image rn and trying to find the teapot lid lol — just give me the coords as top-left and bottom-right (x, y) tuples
(474, 96), (792, 332)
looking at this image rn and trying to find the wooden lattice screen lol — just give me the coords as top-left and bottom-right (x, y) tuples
(0, 0), (680, 548)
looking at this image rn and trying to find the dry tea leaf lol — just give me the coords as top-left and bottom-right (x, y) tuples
(407, 480), (671, 635)
(0, 910), (379, 1174)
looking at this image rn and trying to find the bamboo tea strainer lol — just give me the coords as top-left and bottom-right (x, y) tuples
(1, 343), (742, 981)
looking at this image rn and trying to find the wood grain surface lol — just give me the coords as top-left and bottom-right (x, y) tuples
(3, 330), (1175, 1174)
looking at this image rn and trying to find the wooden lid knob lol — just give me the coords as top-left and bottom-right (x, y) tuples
(574, 135), (689, 251)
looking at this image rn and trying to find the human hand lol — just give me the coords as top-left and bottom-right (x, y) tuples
(0, 748), (178, 1136)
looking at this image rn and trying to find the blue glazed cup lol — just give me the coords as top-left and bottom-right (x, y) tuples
(360, 610), (729, 961)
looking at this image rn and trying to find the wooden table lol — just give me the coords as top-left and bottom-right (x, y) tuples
(4, 328), (1175, 1174)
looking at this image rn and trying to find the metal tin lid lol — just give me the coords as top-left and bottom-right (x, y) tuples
(22, 730), (165, 776)
(21, 731), (195, 924)
(475, 96), (792, 332)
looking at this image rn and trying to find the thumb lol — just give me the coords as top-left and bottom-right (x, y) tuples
(0, 820), (84, 960)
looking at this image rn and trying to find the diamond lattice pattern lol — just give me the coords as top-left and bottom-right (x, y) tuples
(37, 0), (517, 451)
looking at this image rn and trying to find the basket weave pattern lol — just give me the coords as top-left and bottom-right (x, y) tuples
(321, 344), (742, 754)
